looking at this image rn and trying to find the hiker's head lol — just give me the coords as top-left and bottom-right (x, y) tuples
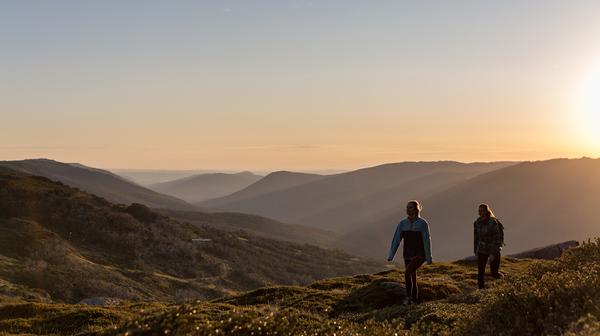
(478, 203), (494, 218)
(406, 200), (422, 218)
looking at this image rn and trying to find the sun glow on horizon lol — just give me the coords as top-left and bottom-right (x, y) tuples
(575, 63), (600, 153)
(2, 2), (600, 168)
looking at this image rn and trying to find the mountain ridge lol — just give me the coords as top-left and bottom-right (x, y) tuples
(201, 170), (325, 208)
(150, 171), (262, 204)
(0, 159), (196, 210)
(201, 161), (517, 233)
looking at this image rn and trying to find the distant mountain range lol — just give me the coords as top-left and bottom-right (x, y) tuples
(0, 166), (383, 303)
(339, 158), (600, 260)
(199, 161), (515, 233)
(0, 159), (196, 210)
(201, 171), (325, 208)
(113, 169), (233, 186)
(197, 158), (600, 261)
(7, 158), (600, 263)
(150, 172), (262, 204)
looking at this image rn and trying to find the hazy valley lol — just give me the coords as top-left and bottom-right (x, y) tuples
(2, 158), (600, 335)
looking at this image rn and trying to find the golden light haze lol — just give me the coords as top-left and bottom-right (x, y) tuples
(1, 1), (599, 170)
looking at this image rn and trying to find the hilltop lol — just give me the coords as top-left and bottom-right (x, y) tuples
(2, 239), (599, 335)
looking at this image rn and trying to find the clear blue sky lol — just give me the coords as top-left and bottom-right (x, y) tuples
(2, 1), (600, 170)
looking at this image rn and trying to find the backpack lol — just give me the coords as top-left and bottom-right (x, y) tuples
(496, 219), (505, 247)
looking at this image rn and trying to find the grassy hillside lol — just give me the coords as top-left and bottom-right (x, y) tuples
(158, 209), (338, 248)
(3, 239), (598, 335)
(0, 167), (383, 304)
(0, 159), (195, 210)
(344, 158), (600, 260)
(150, 172), (262, 204)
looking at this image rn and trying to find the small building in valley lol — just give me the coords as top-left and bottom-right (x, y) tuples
(192, 238), (213, 247)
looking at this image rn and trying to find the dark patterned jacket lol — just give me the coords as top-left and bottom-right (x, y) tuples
(474, 217), (504, 255)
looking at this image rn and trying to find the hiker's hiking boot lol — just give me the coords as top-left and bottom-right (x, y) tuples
(491, 272), (504, 279)
(402, 298), (411, 306)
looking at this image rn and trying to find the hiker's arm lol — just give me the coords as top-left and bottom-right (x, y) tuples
(473, 222), (478, 255)
(387, 224), (403, 261)
(498, 221), (505, 247)
(421, 221), (433, 264)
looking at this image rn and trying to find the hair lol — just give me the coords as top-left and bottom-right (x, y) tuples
(407, 200), (423, 213)
(479, 203), (495, 218)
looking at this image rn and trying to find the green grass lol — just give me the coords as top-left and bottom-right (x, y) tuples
(86, 241), (600, 336)
(4, 241), (600, 335)
(460, 239), (600, 335)
(82, 256), (537, 335)
(0, 302), (164, 335)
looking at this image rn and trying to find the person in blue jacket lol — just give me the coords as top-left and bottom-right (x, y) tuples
(387, 200), (433, 305)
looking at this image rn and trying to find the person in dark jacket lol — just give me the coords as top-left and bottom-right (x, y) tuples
(388, 200), (433, 304)
(474, 203), (504, 289)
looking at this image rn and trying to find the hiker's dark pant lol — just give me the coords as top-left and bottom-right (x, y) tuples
(404, 256), (426, 302)
(477, 252), (501, 289)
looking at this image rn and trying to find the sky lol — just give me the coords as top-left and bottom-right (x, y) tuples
(2, 1), (600, 171)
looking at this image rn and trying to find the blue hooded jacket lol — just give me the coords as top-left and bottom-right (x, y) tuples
(387, 217), (433, 264)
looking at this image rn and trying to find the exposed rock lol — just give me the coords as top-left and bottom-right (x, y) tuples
(380, 281), (406, 297)
(336, 279), (407, 312)
(461, 240), (580, 261)
(509, 240), (579, 260)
